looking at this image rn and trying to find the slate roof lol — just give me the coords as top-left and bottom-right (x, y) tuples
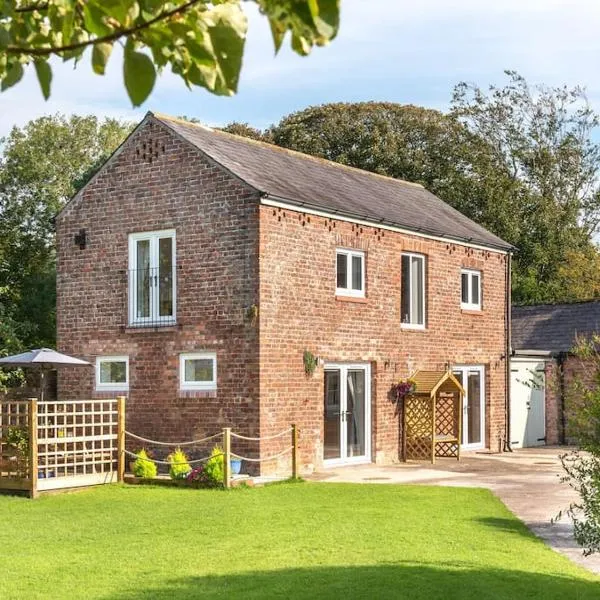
(153, 113), (513, 251)
(512, 301), (600, 353)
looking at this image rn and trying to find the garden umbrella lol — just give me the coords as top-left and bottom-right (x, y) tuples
(0, 348), (91, 401)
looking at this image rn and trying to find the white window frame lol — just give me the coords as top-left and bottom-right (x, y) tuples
(95, 356), (129, 391)
(179, 352), (217, 391)
(336, 249), (365, 298)
(461, 268), (482, 311)
(128, 229), (176, 326)
(401, 252), (426, 329)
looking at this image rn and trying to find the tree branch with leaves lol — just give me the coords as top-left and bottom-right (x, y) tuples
(0, 0), (340, 105)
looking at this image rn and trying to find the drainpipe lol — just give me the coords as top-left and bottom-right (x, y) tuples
(557, 351), (567, 445)
(504, 252), (513, 453)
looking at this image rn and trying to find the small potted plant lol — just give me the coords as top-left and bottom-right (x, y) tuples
(167, 448), (192, 481)
(132, 449), (157, 479)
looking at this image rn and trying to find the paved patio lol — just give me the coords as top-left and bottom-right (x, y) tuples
(309, 447), (600, 574)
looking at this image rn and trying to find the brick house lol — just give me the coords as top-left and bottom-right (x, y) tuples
(56, 112), (513, 473)
(511, 301), (600, 448)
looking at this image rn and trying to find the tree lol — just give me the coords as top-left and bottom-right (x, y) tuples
(0, 1), (340, 106)
(452, 71), (600, 304)
(0, 115), (133, 353)
(267, 76), (600, 304)
(558, 335), (600, 555)
(220, 121), (269, 142)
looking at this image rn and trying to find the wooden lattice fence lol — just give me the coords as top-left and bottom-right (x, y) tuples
(0, 397), (125, 498)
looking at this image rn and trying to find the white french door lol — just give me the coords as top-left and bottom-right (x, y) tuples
(323, 363), (371, 465)
(128, 229), (176, 326)
(452, 366), (485, 450)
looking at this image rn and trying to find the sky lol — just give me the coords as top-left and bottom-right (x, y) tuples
(0, 0), (599, 137)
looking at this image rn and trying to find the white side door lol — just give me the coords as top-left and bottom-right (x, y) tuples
(510, 360), (546, 447)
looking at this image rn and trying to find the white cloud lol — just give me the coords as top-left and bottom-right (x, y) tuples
(1, 0), (600, 137)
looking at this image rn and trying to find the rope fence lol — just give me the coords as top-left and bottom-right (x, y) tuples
(124, 424), (299, 488)
(125, 431), (222, 447)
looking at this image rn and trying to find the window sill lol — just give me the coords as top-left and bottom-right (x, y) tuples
(401, 324), (427, 332)
(461, 309), (483, 316)
(123, 324), (179, 334)
(335, 295), (368, 304)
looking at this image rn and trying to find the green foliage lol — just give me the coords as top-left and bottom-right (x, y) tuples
(0, 114), (132, 357)
(303, 350), (317, 376)
(203, 445), (224, 486)
(167, 447), (191, 480)
(5, 426), (28, 455)
(132, 449), (158, 479)
(220, 122), (270, 142)
(557, 334), (600, 555)
(0, 1), (340, 106)
(269, 74), (600, 305)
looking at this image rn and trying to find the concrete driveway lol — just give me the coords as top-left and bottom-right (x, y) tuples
(310, 447), (600, 574)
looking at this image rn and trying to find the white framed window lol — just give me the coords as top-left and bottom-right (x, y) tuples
(461, 269), (482, 311)
(336, 249), (365, 297)
(128, 229), (176, 326)
(180, 352), (217, 391)
(401, 252), (426, 328)
(96, 356), (129, 391)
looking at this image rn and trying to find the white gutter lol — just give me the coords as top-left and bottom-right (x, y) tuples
(261, 195), (511, 255)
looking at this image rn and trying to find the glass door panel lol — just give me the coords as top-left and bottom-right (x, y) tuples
(346, 370), (365, 457)
(158, 236), (174, 318)
(135, 239), (151, 320)
(324, 370), (341, 460)
(467, 370), (482, 445)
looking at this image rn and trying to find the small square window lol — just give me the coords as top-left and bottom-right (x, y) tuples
(96, 356), (129, 391)
(461, 269), (482, 311)
(180, 352), (217, 391)
(336, 249), (365, 297)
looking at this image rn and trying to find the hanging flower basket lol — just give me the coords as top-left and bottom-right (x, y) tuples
(391, 378), (417, 403)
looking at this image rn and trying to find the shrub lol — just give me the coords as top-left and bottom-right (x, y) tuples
(132, 449), (157, 479)
(202, 445), (224, 487)
(167, 448), (191, 480)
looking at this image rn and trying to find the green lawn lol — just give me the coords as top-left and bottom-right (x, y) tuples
(0, 482), (598, 599)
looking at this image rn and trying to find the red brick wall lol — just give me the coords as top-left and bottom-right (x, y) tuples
(543, 359), (562, 445)
(258, 206), (509, 472)
(56, 118), (261, 462)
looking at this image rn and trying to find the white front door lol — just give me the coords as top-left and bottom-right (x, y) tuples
(453, 366), (485, 450)
(323, 363), (371, 465)
(510, 360), (546, 447)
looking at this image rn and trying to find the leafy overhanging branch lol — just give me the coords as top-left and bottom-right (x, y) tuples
(0, 0), (340, 106)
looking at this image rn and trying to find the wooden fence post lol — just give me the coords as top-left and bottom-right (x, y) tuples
(291, 424), (298, 479)
(223, 427), (231, 489)
(28, 398), (38, 499)
(117, 396), (126, 483)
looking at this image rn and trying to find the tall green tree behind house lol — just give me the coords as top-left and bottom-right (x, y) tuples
(266, 73), (600, 304)
(0, 115), (133, 354)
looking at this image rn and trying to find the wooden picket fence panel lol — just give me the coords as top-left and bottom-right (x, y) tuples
(0, 397), (125, 498)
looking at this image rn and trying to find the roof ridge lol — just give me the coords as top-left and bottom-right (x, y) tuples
(513, 298), (600, 309)
(153, 112), (425, 190)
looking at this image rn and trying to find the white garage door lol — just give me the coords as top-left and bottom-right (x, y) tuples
(510, 360), (546, 448)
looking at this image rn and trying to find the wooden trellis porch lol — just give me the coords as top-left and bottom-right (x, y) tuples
(402, 370), (464, 464)
(0, 397), (125, 498)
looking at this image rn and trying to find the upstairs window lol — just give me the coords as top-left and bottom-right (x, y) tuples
(401, 253), (426, 328)
(461, 269), (481, 311)
(180, 352), (217, 391)
(96, 356), (129, 391)
(336, 249), (365, 297)
(128, 230), (176, 326)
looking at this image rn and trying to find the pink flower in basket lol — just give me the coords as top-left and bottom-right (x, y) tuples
(392, 378), (417, 402)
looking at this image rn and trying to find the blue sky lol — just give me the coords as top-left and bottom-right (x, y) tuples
(0, 0), (599, 137)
